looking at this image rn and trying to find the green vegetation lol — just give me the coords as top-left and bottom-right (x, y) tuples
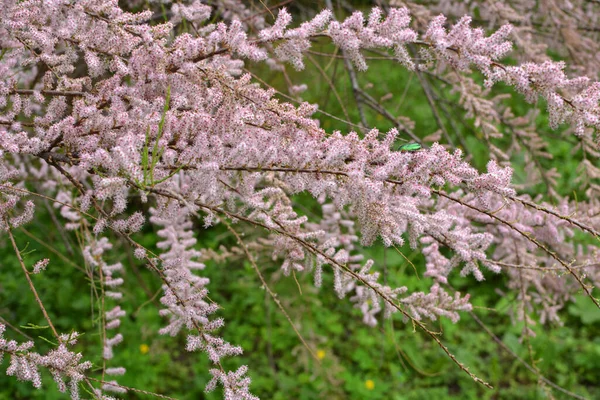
(2, 211), (599, 399)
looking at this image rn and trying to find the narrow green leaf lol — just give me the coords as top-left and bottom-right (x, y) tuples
(154, 165), (185, 185)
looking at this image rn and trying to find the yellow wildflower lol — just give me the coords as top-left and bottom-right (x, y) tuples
(139, 344), (149, 354)
(365, 379), (375, 390)
(316, 349), (326, 360)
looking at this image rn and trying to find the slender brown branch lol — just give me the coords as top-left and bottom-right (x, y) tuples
(219, 164), (600, 308)
(147, 187), (493, 389)
(11, 89), (86, 97)
(508, 194), (600, 239)
(224, 220), (320, 362)
(466, 309), (587, 400)
(19, 226), (81, 271)
(243, 68), (366, 131)
(487, 259), (600, 271)
(412, 65), (454, 146)
(5, 219), (61, 342)
(0, 315), (34, 340)
(85, 377), (179, 399)
(307, 53), (351, 124)
(241, 0), (294, 23)
(433, 189), (600, 309)
(0, 119), (35, 127)
(324, 0), (369, 131)
(355, 87), (422, 143)
(221, 165), (600, 243)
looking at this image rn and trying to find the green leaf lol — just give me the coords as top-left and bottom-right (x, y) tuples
(568, 294), (600, 324)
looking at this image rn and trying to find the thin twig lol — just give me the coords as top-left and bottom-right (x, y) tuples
(433, 189), (600, 310)
(224, 220), (320, 362)
(467, 309), (587, 400)
(5, 219), (61, 342)
(325, 0), (369, 132)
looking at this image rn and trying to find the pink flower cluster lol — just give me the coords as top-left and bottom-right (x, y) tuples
(0, 326), (92, 400)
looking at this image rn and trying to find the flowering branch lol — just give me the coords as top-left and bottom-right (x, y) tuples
(432, 189), (600, 309)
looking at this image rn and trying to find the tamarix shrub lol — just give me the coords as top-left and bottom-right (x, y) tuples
(1, 1), (599, 398)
